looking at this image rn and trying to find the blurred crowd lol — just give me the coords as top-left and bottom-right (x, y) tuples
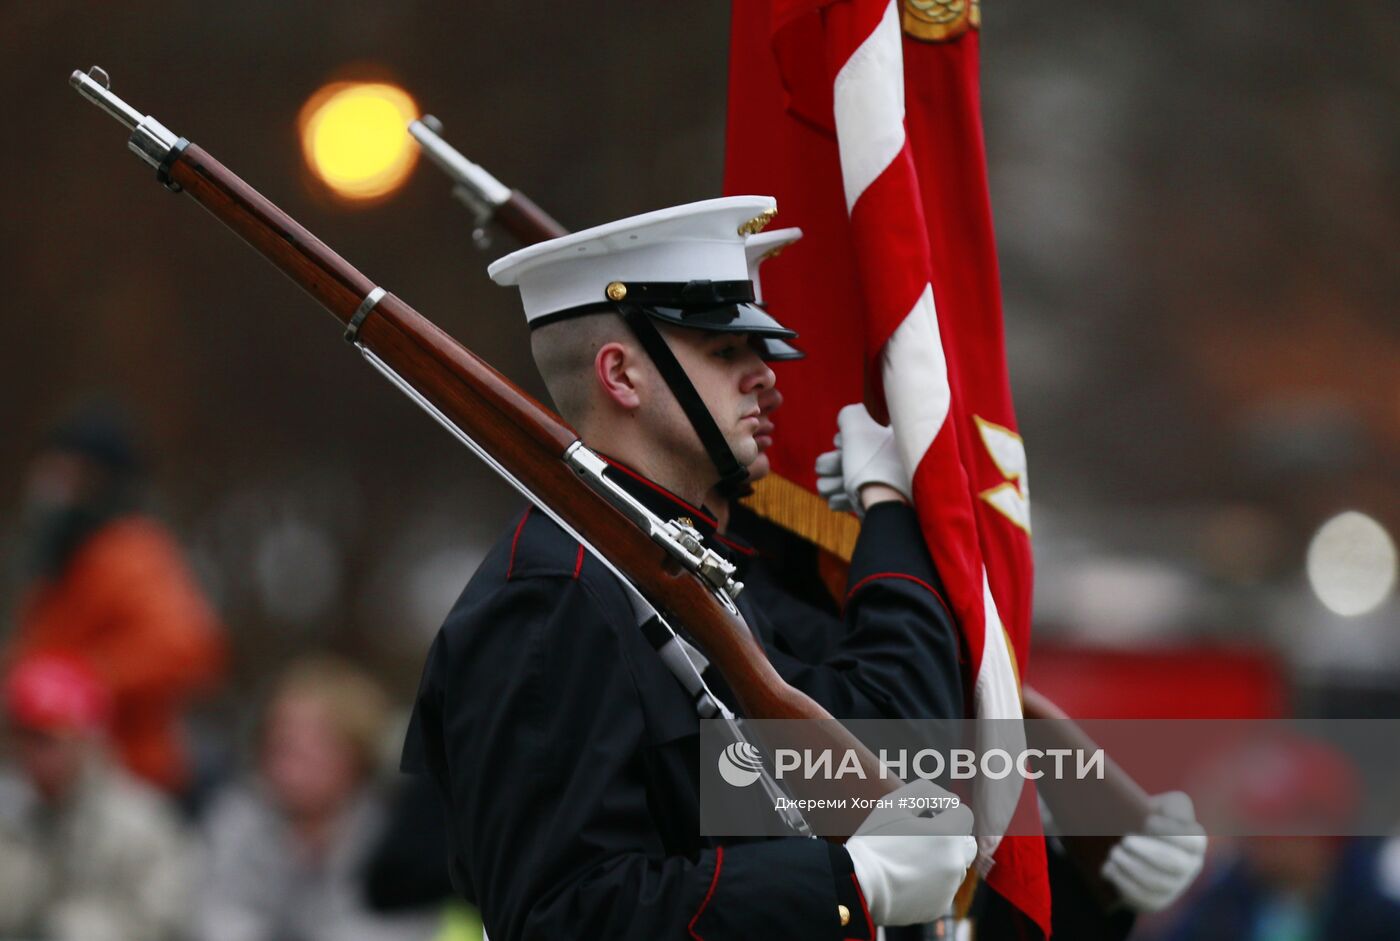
(0, 410), (465, 941)
(2, 409), (1397, 941)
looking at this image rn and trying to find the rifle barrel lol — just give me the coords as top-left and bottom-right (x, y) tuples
(409, 115), (512, 207)
(70, 68), (142, 130)
(409, 114), (567, 244)
(70, 67), (183, 172)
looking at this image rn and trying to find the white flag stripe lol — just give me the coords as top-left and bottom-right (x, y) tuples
(832, 1), (905, 210)
(972, 567), (1028, 867)
(880, 284), (950, 473)
(977, 572), (1025, 725)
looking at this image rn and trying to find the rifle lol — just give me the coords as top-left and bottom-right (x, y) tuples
(69, 68), (898, 822)
(412, 114), (1154, 903)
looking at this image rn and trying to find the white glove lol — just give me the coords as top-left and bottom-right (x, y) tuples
(845, 780), (978, 926)
(1101, 791), (1208, 913)
(814, 403), (911, 516)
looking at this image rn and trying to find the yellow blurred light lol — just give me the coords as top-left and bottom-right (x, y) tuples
(300, 81), (418, 200)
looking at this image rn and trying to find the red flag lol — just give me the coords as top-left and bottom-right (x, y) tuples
(726, 0), (1049, 932)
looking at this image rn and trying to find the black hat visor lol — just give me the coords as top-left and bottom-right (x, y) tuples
(642, 301), (796, 339)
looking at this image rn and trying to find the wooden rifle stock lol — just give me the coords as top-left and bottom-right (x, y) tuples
(1021, 689), (1151, 904)
(494, 188), (567, 242)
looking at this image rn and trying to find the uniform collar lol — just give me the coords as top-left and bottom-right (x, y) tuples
(598, 456), (755, 567)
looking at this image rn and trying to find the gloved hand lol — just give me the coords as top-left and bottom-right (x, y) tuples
(1101, 791), (1208, 913)
(814, 403), (911, 516)
(844, 780), (978, 926)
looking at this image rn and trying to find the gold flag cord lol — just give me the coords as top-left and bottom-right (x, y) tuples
(742, 472), (860, 562)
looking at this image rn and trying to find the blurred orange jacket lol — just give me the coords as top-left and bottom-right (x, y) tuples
(9, 515), (226, 792)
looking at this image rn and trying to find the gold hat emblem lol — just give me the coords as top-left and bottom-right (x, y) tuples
(605, 281), (628, 301)
(737, 208), (778, 236)
(901, 0), (980, 42)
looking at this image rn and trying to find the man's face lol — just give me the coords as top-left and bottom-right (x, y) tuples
(9, 726), (90, 803)
(747, 386), (783, 481)
(260, 692), (361, 819)
(655, 327), (776, 471)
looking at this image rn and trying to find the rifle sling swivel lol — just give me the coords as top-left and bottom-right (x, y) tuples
(344, 287), (387, 344)
(155, 138), (189, 193)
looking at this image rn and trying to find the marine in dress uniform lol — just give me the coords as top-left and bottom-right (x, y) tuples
(403, 197), (976, 940)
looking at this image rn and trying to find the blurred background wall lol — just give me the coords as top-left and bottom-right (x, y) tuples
(4, 2), (1396, 712)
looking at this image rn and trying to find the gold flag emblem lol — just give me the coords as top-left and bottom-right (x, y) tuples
(901, 0), (980, 43)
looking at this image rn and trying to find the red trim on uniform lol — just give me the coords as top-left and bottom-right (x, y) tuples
(601, 456), (718, 528)
(572, 544), (585, 580)
(845, 873), (875, 940)
(846, 571), (953, 622)
(506, 507), (532, 581)
(687, 845), (724, 940)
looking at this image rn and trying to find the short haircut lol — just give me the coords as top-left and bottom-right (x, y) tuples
(529, 312), (634, 427)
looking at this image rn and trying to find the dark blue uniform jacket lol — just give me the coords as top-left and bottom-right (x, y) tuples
(403, 462), (963, 940)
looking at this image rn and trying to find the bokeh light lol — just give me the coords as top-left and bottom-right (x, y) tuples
(299, 81), (418, 200)
(1306, 511), (1397, 617)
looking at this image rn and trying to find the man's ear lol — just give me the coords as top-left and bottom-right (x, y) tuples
(595, 342), (642, 412)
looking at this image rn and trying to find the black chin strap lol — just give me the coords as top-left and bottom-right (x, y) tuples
(618, 305), (751, 499)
